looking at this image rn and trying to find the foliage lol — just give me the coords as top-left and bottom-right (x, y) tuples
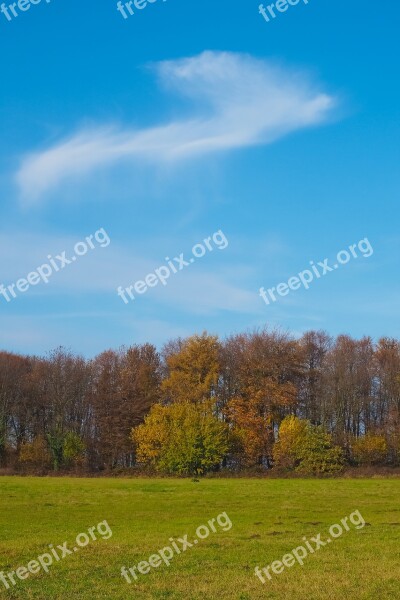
(273, 415), (345, 475)
(1, 329), (400, 475)
(133, 403), (230, 476)
(272, 415), (308, 469)
(162, 333), (220, 406)
(222, 330), (300, 468)
(352, 434), (388, 465)
(19, 436), (51, 468)
(63, 432), (86, 467)
(225, 397), (273, 467)
(47, 428), (65, 471)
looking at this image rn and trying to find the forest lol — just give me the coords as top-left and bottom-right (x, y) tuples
(1, 329), (399, 476)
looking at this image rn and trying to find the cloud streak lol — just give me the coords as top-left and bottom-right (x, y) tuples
(0, 231), (259, 315)
(16, 51), (336, 204)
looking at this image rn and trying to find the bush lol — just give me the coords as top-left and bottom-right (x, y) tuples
(352, 434), (387, 465)
(19, 436), (52, 469)
(273, 416), (344, 476)
(132, 403), (230, 476)
(63, 432), (86, 468)
(273, 415), (308, 470)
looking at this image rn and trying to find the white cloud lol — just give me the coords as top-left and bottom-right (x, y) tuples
(16, 51), (335, 204)
(0, 231), (259, 316)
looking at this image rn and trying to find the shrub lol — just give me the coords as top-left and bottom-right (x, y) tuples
(63, 432), (86, 468)
(273, 416), (344, 475)
(273, 415), (308, 470)
(132, 403), (230, 476)
(352, 434), (387, 465)
(19, 436), (52, 469)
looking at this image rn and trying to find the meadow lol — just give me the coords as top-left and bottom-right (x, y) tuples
(0, 477), (399, 599)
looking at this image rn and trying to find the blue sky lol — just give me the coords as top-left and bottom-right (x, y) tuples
(0, 0), (399, 356)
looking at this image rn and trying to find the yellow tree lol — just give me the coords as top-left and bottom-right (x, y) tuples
(132, 403), (230, 476)
(162, 333), (220, 408)
(273, 415), (344, 475)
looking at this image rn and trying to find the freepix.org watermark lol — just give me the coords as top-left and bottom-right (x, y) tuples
(1, 0), (52, 22)
(0, 228), (111, 303)
(117, 229), (229, 305)
(258, 0), (309, 24)
(255, 510), (366, 584)
(116, 0), (167, 20)
(0, 520), (112, 590)
(121, 511), (233, 584)
(259, 237), (373, 306)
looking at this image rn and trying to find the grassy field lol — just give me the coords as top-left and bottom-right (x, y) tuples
(0, 477), (399, 599)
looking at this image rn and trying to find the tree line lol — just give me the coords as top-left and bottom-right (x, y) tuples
(1, 329), (399, 475)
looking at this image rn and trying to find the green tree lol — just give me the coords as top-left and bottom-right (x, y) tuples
(47, 428), (65, 472)
(132, 403), (230, 476)
(273, 415), (344, 475)
(63, 432), (86, 468)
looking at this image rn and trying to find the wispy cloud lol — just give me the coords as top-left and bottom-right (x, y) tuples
(0, 230), (259, 316)
(16, 51), (336, 204)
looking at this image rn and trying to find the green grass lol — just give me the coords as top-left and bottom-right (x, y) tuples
(0, 477), (399, 599)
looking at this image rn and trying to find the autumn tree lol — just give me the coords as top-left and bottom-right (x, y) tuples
(321, 335), (375, 453)
(133, 403), (230, 476)
(273, 416), (344, 475)
(298, 331), (332, 425)
(63, 432), (86, 468)
(374, 338), (400, 463)
(1, 328), (399, 475)
(19, 436), (51, 471)
(162, 333), (220, 408)
(223, 329), (301, 467)
(37, 348), (91, 471)
(0, 351), (34, 466)
(351, 434), (388, 465)
(90, 344), (161, 470)
(226, 397), (271, 468)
